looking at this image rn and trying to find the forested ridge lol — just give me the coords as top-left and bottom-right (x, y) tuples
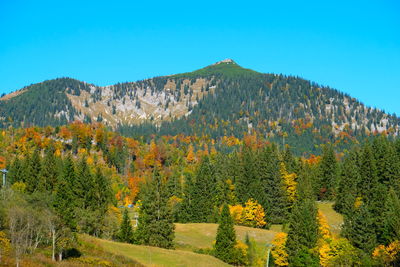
(1, 60), (399, 154)
(0, 122), (399, 266)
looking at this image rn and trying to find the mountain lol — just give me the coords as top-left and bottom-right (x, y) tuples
(1, 59), (399, 153)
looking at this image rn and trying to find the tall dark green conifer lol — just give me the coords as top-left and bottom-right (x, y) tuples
(7, 157), (23, 185)
(118, 209), (133, 243)
(189, 156), (217, 222)
(318, 145), (339, 200)
(236, 146), (258, 203)
(382, 187), (400, 243)
(38, 145), (59, 191)
(286, 167), (319, 266)
(135, 168), (174, 248)
(258, 145), (289, 224)
(53, 156), (77, 230)
(92, 167), (113, 212)
(334, 151), (360, 215)
(23, 150), (42, 192)
(75, 157), (93, 209)
(343, 204), (377, 253)
(214, 204), (237, 264)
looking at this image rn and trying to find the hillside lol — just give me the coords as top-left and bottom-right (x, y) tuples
(1, 59), (399, 153)
(84, 235), (231, 267)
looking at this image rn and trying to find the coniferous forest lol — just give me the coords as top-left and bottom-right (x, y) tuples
(0, 122), (399, 266)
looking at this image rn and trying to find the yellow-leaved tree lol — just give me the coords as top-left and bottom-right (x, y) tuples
(372, 240), (400, 266)
(271, 232), (288, 266)
(317, 210), (359, 266)
(229, 199), (266, 228)
(242, 199), (267, 228)
(279, 162), (297, 204)
(317, 211), (331, 240)
(186, 144), (196, 163)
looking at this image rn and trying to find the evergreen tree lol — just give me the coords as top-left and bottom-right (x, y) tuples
(258, 145), (289, 224)
(317, 145), (339, 200)
(214, 204), (237, 264)
(74, 157), (93, 209)
(236, 147), (258, 204)
(7, 157), (23, 185)
(286, 168), (319, 265)
(189, 156), (217, 222)
(382, 187), (400, 243)
(359, 142), (378, 201)
(92, 167), (113, 212)
(178, 172), (195, 222)
(334, 151), (360, 215)
(135, 168), (174, 248)
(118, 209), (133, 243)
(343, 204), (377, 253)
(53, 156), (77, 230)
(38, 145), (59, 191)
(23, 150), (42, 192)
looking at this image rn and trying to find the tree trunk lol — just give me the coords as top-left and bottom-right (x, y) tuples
(59, 251), (62, 261)
(51, 229), (56, 261)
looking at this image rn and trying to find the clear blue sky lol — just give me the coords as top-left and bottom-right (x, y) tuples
(1, 0), (399, 114)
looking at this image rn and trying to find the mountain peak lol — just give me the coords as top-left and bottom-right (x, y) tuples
(213, 59), (236, 65)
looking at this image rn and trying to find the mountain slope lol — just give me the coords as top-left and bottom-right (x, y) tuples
(1, 59), (398, 153)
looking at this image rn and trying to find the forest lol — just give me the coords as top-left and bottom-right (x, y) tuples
(0, 121), (400, 266)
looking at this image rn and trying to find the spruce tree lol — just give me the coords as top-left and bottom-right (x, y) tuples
(75, 157), (94, 209)
(258, 145), (289, 224)
(382, 187), (400, 243)
(286, 168), (319, 265)
(179, 172), (195, 222)
(236, 147), (258, 203)
(92, 167), (113, 213)
(38, 145), (59, 191)
(343, 204), (377, 253)
(135, 168), (174, 248)
(359, 142), (378, 201)
(23, 150), (42, 192)
(7, 157), (23, 185)
(53, 156), (77, 230)
(214, 204), (237, 264)
(118, 209), (133, 243)
(189, 156), (217, 222)
(318, 145), (339, 200)
(334, 151), (360, 216)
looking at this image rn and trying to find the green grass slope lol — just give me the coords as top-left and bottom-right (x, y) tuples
(84, 235), (231, 267)
(175, 223), (278, 250)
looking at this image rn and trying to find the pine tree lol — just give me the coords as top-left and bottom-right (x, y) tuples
(359, 142), (378, 201)
(286, 167), (319, 265)
(23, 150), (42, 192)
(118, 209), (133, 243)
(38, 145), (59, 191)
(214, 204), (237, 264)
(258, 145), (289, 224)
(135, 168), (175, 248)
(92, 167), (113, 213)
(334, 151), (360, 216)
(318, 145), (339, 200)
(178, 172), (195, 222)
(343, 204), (377, 253)
(74, 157), (93, 209)
(382, 187), (400, 243)
(53, 156), (77, 230)
(7, 157), (23, 185)
(189, 156), (217, 222)
(236, 146), (259, 204)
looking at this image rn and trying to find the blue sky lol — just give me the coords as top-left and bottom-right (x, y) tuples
(1, 0), (399, 114)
